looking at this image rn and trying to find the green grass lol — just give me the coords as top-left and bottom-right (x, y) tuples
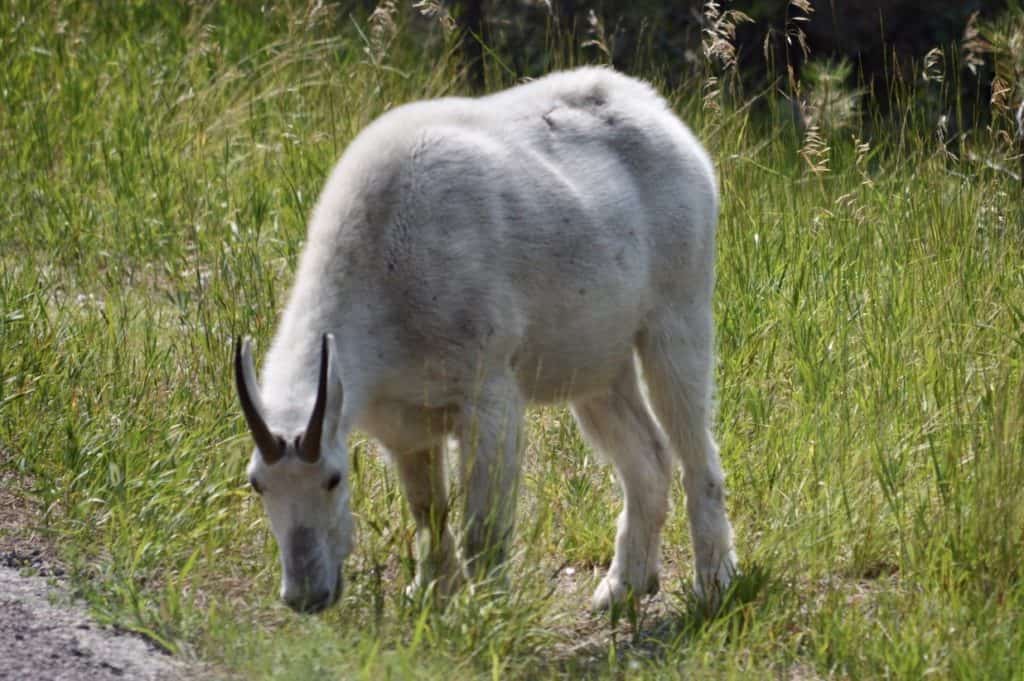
(2, 2), (1023, 679)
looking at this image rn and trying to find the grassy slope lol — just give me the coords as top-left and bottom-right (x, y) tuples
(2, 2), (1023, 679)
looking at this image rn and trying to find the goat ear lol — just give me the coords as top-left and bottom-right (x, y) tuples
(235, 337), (283, 464)
(299, 333), (344, 463)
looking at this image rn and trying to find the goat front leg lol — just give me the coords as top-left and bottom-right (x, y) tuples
(392, 445), (463, 599)
(457, 375), (524, 578)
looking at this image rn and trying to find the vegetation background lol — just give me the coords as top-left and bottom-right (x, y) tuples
(1, 0), (1023, 678)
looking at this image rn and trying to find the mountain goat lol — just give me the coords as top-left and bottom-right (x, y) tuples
(235, 67), (737, 614)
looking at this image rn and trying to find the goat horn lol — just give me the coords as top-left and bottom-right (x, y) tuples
(299, 334), (332, 463)
(235, 337), (283, 464)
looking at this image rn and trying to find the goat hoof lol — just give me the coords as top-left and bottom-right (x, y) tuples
(590, 572), (659, 612)
(693, 551), (738, 606)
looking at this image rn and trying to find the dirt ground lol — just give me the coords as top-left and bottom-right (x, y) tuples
(0, 559), (188, 681)
(0, 463), (195, 681)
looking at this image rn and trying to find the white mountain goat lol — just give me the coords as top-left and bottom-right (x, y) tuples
(235, 67), (737, 614)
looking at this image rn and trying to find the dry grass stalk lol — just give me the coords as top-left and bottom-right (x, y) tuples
(582, 9), (612, 61)
(962, 11), (987, 76)
(922, 47), (945, 83)
(367, 0), (399, 65)
(935, 114), (958, 161)
(701, 1), (753, 111)
(413, 1), (456, 35)
(854, 136), (873, 187)
(702, 1), (753, 72)
(799, 120), (830, 175)
(786, 0), (814, 61)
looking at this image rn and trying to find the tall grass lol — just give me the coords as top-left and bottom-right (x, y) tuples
(1, 1), (1022, 678)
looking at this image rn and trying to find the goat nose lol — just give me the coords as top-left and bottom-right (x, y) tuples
(282, 577), (333, 610)
(283, 586), (331, 613)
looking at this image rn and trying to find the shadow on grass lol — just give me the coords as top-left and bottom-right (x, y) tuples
(541, 563), (776, 678)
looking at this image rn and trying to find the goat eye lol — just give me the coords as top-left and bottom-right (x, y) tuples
(249, 477), (263, 495)
(325, 473), (342, 492)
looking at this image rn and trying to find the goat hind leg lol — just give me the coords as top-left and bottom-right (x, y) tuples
(637, 312), (737, 603)
(572, 362), (674, 611)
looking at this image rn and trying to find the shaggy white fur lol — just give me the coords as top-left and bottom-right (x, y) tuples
(236, 67), (737, 613)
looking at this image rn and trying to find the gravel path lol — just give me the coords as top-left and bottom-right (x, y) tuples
(0, 460), (201, 681)
(0, 557), (187, 681)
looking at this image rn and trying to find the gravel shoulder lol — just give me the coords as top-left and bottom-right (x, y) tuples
(0, 562), (188, 681)
(0, 462), (201, 681)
